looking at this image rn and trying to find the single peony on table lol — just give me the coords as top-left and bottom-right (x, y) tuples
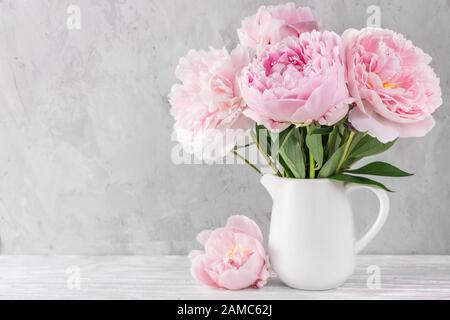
(168, 3), (443, 289)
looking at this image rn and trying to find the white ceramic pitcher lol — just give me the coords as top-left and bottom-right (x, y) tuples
(261, 174), (389, 290)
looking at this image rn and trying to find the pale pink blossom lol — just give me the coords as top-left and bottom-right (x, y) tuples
(239, 31), (353, 131)
(238, 3), (318, 53)
(169, 46), (253, 161)
(344, 28), (442, 142)
(189, 215), (270, 290)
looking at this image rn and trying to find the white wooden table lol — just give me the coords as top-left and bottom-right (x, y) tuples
(0, 255), (448, 299)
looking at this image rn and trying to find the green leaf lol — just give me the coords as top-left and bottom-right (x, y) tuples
(279, 154), (295, 178)
(329, 173), (394, 192)
(306, 129), (324, 170)
(279, 128), (305, 178)
(318, 144), (346, 178)
(344, 161), (413, 177)
(346, 132), (366, 154)
(345, 135), (395, 167)
(255, 124), (261, 142)
(296, 127), (307, 164)
(324, 126), (338, 160)
(311, 126), (334, 135)
(255, 124), (271, 157)
(337, 123), (347, 143)
(271, 125), (294, 158)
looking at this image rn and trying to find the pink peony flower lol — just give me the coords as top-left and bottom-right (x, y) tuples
(189, 215), (270, 290)
(239, 30), (353, 131)
(238, 3), (319, 53)
(344, 28), (443, 143)
(169, 46), (253, 161)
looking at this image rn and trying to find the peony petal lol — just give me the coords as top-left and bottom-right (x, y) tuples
(204, 228), (236, 257)
(290, 66), (348, 123)
(188, 250), (204, 261)
(342, 28), (365, 111)
(169, 46), (253, 162)
(232, 232), (267, 258)
(226, 215), (264, 242)
(218, 253), (265, 290)
(196, 230), (213, 246)
(239, 30), (351, 127)
(242, 108), (290, 132)
(240, 83), (299, 122)
(350, 99), (437, 143)
(190, 254), (219, 288)
(361, 88), (429, 124)
(237, 3), (318, 51)
(318, 100), (351, 126)
(349, 107), (399, 143)
(397, 116), (435, 138)
(343, 27), (442, 141)
(255, 264), (271, 288)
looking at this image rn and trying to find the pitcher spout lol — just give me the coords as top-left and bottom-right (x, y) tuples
(260, 174), (279, 200)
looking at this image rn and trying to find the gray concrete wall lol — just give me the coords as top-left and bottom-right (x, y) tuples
(0, 0), (448, 254)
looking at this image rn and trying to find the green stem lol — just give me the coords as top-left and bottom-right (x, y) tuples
(336, 131), (356, 173)
(234, 142), (255, 150)
(309, 150), (315, 178)
(232, 149), (261, 175)
(250, 131), (282, 176)
(325, 127), (337, 159)
(306, 125), (315, 179)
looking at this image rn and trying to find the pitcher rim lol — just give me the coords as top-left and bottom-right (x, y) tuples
(262, 173), (343, 184)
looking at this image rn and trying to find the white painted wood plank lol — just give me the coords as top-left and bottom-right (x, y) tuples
(0, 255), (448, 299)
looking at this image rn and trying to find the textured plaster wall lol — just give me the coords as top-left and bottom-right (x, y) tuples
(0, 0), (448, 254)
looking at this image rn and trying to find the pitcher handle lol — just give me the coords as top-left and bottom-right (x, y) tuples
(345, 184), (390, 254)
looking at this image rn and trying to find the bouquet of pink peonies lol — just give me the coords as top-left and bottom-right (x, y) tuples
(169, 3), (442, 191)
